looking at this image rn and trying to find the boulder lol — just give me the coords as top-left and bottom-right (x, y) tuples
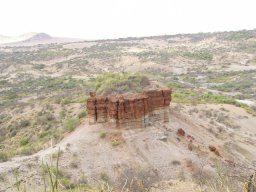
(177, 128), (185, 136)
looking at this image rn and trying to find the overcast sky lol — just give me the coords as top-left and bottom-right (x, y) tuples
(0, 0), (255, 39)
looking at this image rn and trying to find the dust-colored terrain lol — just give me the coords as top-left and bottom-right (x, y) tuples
(1, 104), (256, 191)
(0, 30), (256, 191)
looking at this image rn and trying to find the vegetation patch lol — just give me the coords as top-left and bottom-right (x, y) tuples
(173, 91), (238, 105)
(77, 110), (86, 119)
(20, 137), (29, 146)
(0, 152), (8, 162)
(0, 80), (8, 85)
(99, 131), (107, 139)
(222, 30), (255, 41)
(182, 50), (213, 61)
(64, 118), (80, 132)
(33, 64), (46, 70)
(89, 72), (150, 95)
(105, 131), (125, 147)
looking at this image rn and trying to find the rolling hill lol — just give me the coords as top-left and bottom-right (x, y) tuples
(0, 29), (256, 191)
(0, 32), (81, 46)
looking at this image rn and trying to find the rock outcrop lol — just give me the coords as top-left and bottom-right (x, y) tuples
(177, 128), (186, 137)
(87, 89), (171, 129)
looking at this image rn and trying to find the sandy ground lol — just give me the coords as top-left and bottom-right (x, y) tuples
(0, 103), (256, 191)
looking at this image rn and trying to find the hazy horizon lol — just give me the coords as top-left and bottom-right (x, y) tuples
(0, 0), (256, 40)
(1, 28), (256, 41)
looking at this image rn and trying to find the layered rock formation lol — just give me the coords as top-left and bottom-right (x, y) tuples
(87, 89), (171, 129)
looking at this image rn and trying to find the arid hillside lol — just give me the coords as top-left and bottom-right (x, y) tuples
(0, 30), (256, 191)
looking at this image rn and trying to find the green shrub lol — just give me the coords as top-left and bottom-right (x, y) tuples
(62, 96), (87, 105)
(167, 81), (187, 89)
(0, 152), (8, 162)
(64, 118), (80, 132)
(78, 111), (86, 119)
(183, 50), (213, 61)
(99, 131), (106, 139)
(172, 91), (198, 103)
(172, 91), (238, 105)
(224, 30), (254, 40)
(90, 72), (149, 95)
(0, 80), (8, 85)
(100, 172), (109, 182)
(33, 64), (46, 70)
(20, 137), (29, 146)
(200, 92), (237, 104)
(39, 131), (49, 139)
(5, 91), (18, 100)
(59, 110), (66, 118)
(36, 112), (55, 125)
(111, 139), (120, 147)
(19, 146), (35, 156)
(19, 120), (31, 128)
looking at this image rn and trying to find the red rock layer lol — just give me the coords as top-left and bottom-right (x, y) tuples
(87, 89), (171, 128)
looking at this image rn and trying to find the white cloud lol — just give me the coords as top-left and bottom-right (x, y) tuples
(0, 0), (255, 39)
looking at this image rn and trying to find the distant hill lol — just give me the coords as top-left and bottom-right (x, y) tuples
(0, 32), (82, 46)
(21, 32), (52, 42)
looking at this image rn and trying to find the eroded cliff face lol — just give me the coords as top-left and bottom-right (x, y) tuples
(87, 89), (171, 128)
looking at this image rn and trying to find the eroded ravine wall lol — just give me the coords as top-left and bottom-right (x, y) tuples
(87, 89), (171, 129)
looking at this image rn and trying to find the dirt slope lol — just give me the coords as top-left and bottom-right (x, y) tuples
(0, 103), (256, 191)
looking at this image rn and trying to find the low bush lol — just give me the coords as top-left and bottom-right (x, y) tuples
(20, 137), (29, 146)
(33, 64), (46, 70)
(172, 91), (239, 105)
(0, 80), (8, 85)
(5, 91), (18, 100)
(90, 72), (150, 95)
(64, 118), (80, 132)
(0, 152), (8, 162)
(19, 120), (31, 128)
(182, 50), (213, 61)
(78, 111), (86, 119)
(99, 131), (106, 139)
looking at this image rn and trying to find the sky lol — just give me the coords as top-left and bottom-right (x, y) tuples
(0, 0), (255, 40)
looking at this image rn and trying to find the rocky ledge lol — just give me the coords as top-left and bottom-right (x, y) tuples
(87, 89), (171, 129)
